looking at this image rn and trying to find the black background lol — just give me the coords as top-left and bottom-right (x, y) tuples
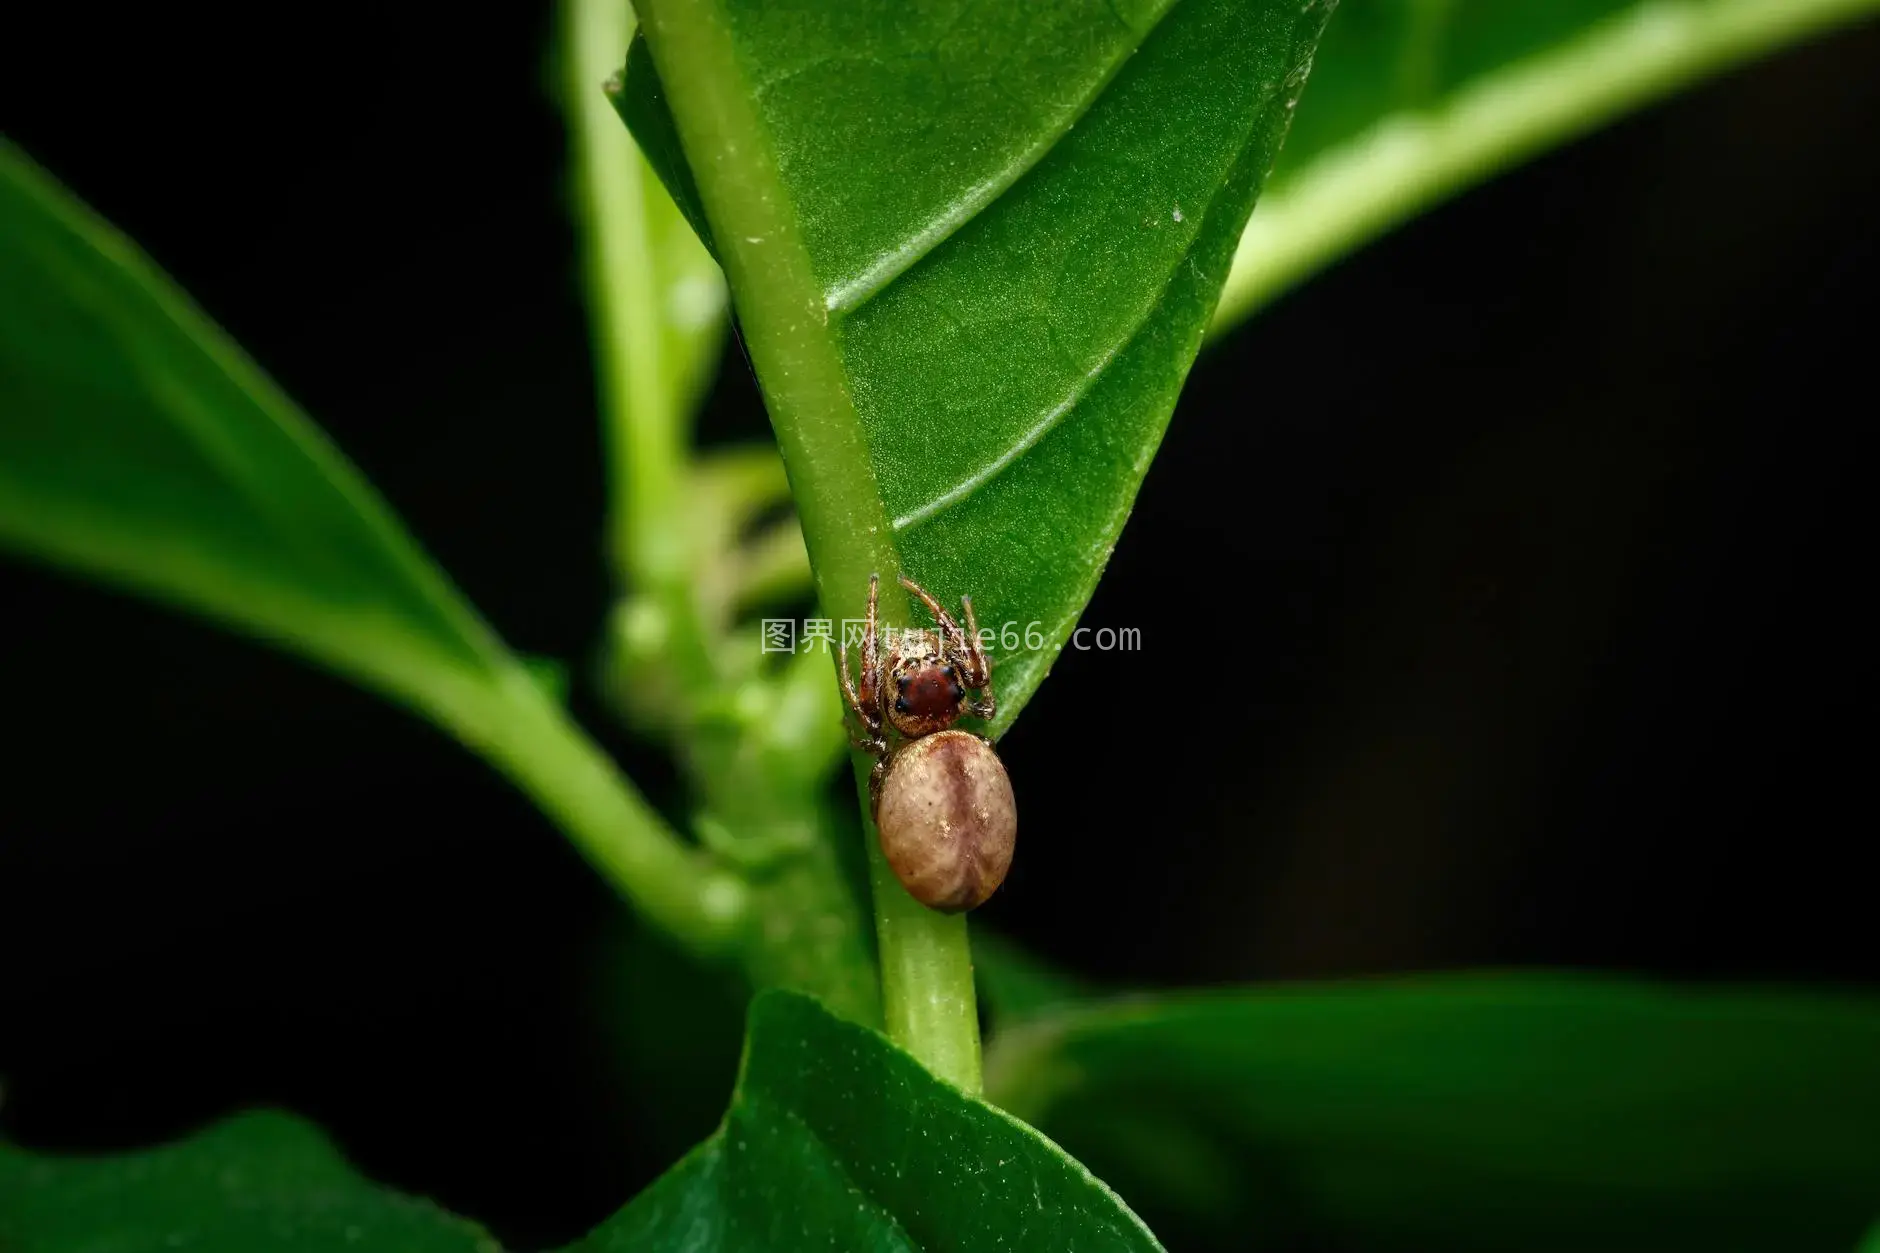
(2, 6), (1875, 1249)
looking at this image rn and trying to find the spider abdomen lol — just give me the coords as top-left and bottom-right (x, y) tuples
(874, 729), (1016, 913)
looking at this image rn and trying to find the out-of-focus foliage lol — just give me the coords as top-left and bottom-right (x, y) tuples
(1213, 0), (1880, 327)
(986, 974), (1880, 1251)
(0, 1112), (497, 1251)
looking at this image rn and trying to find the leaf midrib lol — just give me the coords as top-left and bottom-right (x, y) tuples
(741, 1092), (926, 1253)
(633, 0), (907, 634)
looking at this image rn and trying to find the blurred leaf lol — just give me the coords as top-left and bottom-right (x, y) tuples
(0, 139), (744, 960)
(571, 990), (1161, 1251)
(0, 138), (512, 712)
(984, 973), (1880, 1252)
(615, 0), (1334, 732)
(0, 1110), (496, 1251)
(1212, 0), (1880, 331)
(973, 929), (1097, 1028)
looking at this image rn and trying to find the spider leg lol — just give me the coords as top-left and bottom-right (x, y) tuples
(840, 574), (888, 755)
(864, 570), (882, 712)
(899, 574), (961, 640)
(838, 633), (881, 747)
(899, 573), (977, 672)
(868, 753), (893, 819)
(957, 593), (994, 698)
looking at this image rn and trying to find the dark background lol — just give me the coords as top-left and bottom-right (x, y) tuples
(2, 5), (1875, 1249)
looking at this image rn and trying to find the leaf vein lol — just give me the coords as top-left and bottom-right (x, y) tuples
(892, 80), (1276, 535)
(741, 1093), (926, 1253)
(825, 0), (1186, 315)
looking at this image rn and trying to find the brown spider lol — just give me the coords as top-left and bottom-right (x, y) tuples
(839, 573), (996, 801)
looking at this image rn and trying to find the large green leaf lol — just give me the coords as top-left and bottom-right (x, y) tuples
(617, 0), (1335, 731)
(0, 1111), (496, 1251)
(573, 989), (1161, 1251)
(0, 138), (507, 710)
(984, 973), (1880, 1252)
(0, 138), (743, 959)
(1213, 0), (1880, 330)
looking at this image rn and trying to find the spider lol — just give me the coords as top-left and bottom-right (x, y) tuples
(839, 572), (1014, 913)
(839, 572), (996, 800)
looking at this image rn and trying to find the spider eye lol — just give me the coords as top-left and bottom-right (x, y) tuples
(896, 674), (910, 690)
(949, 683), (964, 703)
(940, 665), (954, 679)
(894, 696), (910, 713)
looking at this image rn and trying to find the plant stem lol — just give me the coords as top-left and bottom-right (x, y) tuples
(1211, 0), (1880, 334)
(632, 0), (982, 1085)
(564, 0), (686, 586)
(630, 0), (892, 615)
(423, 663), (751, 962)
(864, 814), (983, 1092)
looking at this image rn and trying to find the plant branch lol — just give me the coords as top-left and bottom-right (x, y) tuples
(423, 663), (751, 961)
(1211, 0), (1880, 334)
(865, 836), (983, 1092)
(564, 0), (689, 586)
(631, 0), (982, 1087)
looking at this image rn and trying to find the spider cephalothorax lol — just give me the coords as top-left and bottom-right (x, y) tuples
(839, 574), (995, 783)
(839, 573), (1013, 914)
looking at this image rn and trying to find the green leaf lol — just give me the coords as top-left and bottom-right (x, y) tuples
(572, 989), (1161, 1251)
(0, 1110), (497, 1251)
(1213, 0), (1880, 332)
(984, 973), (1880, 1252)
(0, 137), (508, 714)
(0, 138), (747, 960)
(618, 0), (1335, 733)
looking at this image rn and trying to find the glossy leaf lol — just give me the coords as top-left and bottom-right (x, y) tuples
(0, 138), (509, 710)
(572, 989), (1161, 1251)
(1213, 0), (1880, 329)
(984, 973), (1880, 1251)
(616, 0), (1335, 732)
(0, 139), (746, 960)
(0, 1110), (496, 1251)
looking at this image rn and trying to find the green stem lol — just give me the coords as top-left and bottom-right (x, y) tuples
(564, 0), (686, 585)
(864, 812), (983, 1092)
(423, 664), (751, 961)
(1211, 0), (1880, 334)
(630, 0), (892, 615)
(632, 0), (982, 1085)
